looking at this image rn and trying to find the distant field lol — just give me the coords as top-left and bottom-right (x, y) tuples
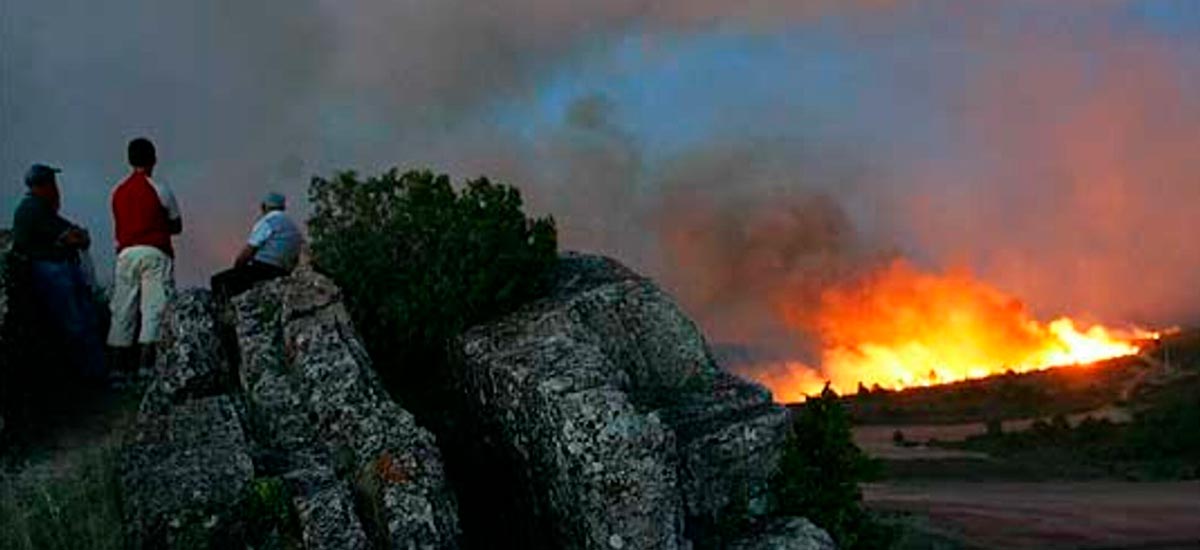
(866, 481), (1200, 550)
(846, 331), (1200, 548)
(855, 406), (1131, 461)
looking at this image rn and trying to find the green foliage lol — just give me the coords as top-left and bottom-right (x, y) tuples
(242, 477), (297, 544)
(1123, 387), (1200, 462)
(773, 384), (895, 549)
(308, 168), (557, 403)
(0, 444), (122, 550)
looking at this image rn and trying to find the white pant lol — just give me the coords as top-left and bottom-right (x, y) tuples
(107, 245), (174, 346)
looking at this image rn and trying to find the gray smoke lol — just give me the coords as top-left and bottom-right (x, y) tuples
(1, 0), (896, 285)
(4, 0), (1200, 374)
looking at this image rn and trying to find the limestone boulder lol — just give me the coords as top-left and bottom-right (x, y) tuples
(119, 395), (255, 548)
(234, 270), (460, 549)
(729, 517), (837, 550)
(139, 288), (231, 416)
(455, 253), (800, 549)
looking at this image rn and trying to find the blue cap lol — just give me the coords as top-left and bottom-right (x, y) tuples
(24, 163), (61, 187)
(262, 191), (286, 210)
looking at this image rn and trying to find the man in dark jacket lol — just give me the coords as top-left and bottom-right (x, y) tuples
(11, 163), (105, 382)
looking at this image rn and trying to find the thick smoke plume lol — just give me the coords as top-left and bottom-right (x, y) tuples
(5, 1), (1199, 393)
(1, 0), (897, 282)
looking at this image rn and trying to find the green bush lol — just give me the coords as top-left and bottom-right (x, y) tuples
(773, 384), (894, 549)
(241, 477), (299, 548)
(308, 169), (557, 406)
(1122, 390), (1200, 463)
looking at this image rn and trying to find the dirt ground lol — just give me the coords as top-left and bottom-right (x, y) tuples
(854, 407), (1131, 461)
(866, 481), (1200, 549)
(855, 408), (1200, 549)
(855, 424), (991, 460)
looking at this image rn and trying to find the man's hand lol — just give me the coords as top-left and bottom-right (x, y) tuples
(234, 244), (257, 267)
(60, 227), (91, 249)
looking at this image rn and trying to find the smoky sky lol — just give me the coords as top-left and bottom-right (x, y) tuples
(4, 0), (1200, 365)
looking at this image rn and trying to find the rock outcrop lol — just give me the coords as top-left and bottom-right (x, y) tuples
(119, 255), (830, 549)
(140, 289), (231, 414)
(233, 272), (460, 549)
(120, 272), (460, 549)
(453, 253), (811, 549)
(729, 518), (837, 550)
(120, 395), (255, 548)
(119, 287), (259, 548)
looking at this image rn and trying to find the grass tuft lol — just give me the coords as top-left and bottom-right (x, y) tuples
(0, 442), (123, 550)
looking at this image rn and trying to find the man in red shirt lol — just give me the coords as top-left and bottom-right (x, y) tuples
(107, 137), (182, 372)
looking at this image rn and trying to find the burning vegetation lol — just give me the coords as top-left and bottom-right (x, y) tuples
(759, 259), (1159, 402)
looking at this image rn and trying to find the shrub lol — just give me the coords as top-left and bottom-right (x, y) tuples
(985, 418), (1004, 437)
(241, 477), (299, 547)
(308, 169), (557, 407)
(773, 384), (894, 549)
(1124, 391), (1200, 462)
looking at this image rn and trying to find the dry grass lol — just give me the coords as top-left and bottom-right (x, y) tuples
(0, 441), (123, 550)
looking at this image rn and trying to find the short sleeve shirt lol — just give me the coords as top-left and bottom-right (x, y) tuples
(152, 179), (181, 221)
(111, 172), (181, 256)
(247, 210), (303, 271)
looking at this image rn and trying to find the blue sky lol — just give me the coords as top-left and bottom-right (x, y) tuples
(492, 0), (1200, 152)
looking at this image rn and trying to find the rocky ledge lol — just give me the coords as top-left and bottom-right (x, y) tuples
(452, 253), (828, 549)
(119, 274), (460, 549)
(117, 256), (831, 549)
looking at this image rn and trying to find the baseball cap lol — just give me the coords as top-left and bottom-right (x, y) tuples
(262, 191), (286, 210)
(24, 163), (61, 187)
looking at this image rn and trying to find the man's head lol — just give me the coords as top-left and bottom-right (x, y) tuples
(24, 163), (60, 189)
(261, 192), (286, 213)
(127, 137), (157, 170)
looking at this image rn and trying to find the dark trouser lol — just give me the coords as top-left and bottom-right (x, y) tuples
(210, 261), (289, 302)
(29, 259), (106, 382)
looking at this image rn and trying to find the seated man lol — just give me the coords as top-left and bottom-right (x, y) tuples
(211, 192), (303, 301)
(11, 164), (105, 383)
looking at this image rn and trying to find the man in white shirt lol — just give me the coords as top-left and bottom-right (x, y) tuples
(210, 192), (303, 301)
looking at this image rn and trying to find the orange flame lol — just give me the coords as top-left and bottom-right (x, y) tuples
(766, 260), (1152, 401)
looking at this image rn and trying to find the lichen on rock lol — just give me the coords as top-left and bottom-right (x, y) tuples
(454, 253), (804, 549)
(139, 288), (232, 416)
(116, 253), (828, 549)
(233, 269), (460, 549)
(119, 395), (255, 548)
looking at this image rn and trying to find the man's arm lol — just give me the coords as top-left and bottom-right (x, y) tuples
(149, 178), (183, 235)
(59, 225), (90, 249)
(237, 217), (272, 267)
(235, 244), (258, 267)
(17, 200), (87, 252)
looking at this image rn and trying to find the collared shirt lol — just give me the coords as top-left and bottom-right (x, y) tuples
(112, 171), (181, 257)
(248, 210), (303, 271)
(12, 193), (75, 261)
